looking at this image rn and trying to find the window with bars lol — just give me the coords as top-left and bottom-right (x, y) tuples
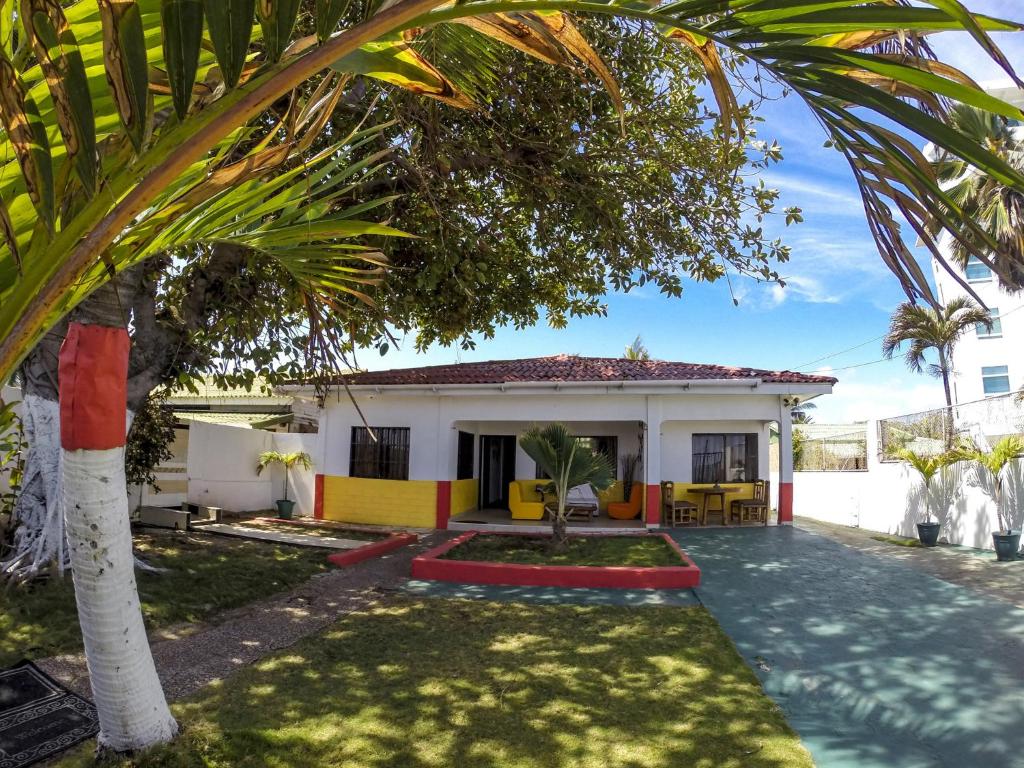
(692, 434), (758, 483)
(535, 436), (618, 479)
(349, 427), (410, 480)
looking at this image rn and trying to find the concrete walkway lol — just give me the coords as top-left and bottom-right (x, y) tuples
(671, 526), (1024, 768)
(198, 522), (371, 549)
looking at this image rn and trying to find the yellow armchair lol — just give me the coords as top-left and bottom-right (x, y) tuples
(509, 481), (546, 520)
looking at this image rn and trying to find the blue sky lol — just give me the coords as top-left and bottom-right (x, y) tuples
(360, 1), (1024, 424)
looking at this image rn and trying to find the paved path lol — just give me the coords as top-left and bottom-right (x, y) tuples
(198, 522), (370, 549)
(796, 516), (1024, 609)
(671, 526), (1024, 768)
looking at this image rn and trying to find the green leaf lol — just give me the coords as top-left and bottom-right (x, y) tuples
(98, 0), (151, 152)
(161, 0), (204, 119)
(257, 0), (301, 62)
(21, 0), (97, 193)
(316, 0), (351, 42)
(0, 50), (53, 231)
(204, 0), (255, 88)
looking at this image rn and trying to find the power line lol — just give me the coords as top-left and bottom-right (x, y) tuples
(793, 334), (887, 371)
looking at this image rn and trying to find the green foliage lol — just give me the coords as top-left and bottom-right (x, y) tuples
(960, 436), (1024, 532)
(0, 400), (24, 547)
(623, 336), (650, 361)
(256, 450), (313, 501)
(520, 423), (614, 544)
(124, 392), (177, 491)
(792, 427), (805, 470)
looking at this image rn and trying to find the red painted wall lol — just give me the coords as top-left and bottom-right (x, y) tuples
(435, 480), (451, 530)
(778, 482), (793, 524)
(314, 474), (324, 520)
(645, 484), (661, 526)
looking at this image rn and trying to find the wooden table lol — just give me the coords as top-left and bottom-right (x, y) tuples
(688, 486), (741, 525)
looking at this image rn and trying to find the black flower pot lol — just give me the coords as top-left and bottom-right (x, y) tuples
(992, 531), (1021, 562)
(275, 499), (295, 520)
(916, 522), (941, 547)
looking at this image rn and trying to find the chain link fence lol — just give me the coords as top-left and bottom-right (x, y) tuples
(792, 423), (869, 471)
(877, 391), (1024, 461)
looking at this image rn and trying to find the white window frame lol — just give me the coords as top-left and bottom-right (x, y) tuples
(976, 308), (1002, 339)
(965, 255), (993, 283)
(981, 365), (1011, 396)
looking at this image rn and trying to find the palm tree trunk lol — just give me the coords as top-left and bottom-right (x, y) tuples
(59, 298), (176, 750)
(938, 350), (955, 450)
(551, 503), (568, 550)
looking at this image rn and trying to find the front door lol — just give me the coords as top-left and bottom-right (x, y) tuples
(480, 435), (516, 509)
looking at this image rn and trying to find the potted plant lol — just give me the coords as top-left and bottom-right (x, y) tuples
(895, 449), (957, 546)
(962, 437), (1024, 561)
(520, 424), (614, 548)
(256, 451), (312, 519)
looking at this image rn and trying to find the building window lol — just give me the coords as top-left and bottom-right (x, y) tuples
(350, 427), (410, 480)
(692, 434), (758, 483)
(965, 255), (992, 282)
(976, 308), (1002, 338)
(982, 366), (1011, 396)
(536, 436), (618, 479)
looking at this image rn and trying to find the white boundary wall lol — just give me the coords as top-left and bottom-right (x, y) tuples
(793, 419), (1024, 550)
(186, 422), (319, 516)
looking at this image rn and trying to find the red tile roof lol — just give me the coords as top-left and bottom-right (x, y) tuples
(339, 355), (836, 387)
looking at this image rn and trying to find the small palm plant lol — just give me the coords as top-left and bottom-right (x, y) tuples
(520, 424), (614, 548)
(962, 437), (1024, 536)
(895, 449), (963, 545)
(256, 451), (312, 518)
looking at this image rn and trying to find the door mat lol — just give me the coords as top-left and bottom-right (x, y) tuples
(0, 661), (98, 768)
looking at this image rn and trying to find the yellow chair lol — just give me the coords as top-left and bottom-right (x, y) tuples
(608, 482), (643, 520)
(509, 481), (545, 520)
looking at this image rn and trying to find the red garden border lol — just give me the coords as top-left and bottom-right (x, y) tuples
(251, 517), (418, 568)
(411, 531), (700, 589)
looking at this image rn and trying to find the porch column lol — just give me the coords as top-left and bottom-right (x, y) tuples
(778, 398), (794, 525)
(644, 398), (663, 527)
(435, 397), (457, 529)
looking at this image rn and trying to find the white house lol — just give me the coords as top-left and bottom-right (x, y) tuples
(287, 355), (835, 530)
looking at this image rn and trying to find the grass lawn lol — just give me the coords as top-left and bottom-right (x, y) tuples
(240, 518), (387, 541)
(60, 596), (812, 768)
(870, 534), (924, 548)
(442, 534), (684, 567)
(0, 530), (329, 666)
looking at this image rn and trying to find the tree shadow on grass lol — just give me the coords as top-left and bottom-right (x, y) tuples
(674, 526), (1024, 768)
(74, 597), (812, 768)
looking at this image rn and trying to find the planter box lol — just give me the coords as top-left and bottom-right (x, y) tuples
(251, 516), (418, 567)
(412, 531), (701, 590)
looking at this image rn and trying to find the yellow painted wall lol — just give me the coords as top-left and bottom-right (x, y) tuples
(449, 479), (478, 517)
(322, 476), (436, 528)
(669, 482), (755, 520)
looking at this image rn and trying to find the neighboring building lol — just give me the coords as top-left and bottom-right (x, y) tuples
(286, 355), (836, 530)
(929, 83), (1024, 405)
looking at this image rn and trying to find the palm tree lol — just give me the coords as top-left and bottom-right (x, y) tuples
(520, 424), (614, 547)
(623, 336), (651, 360)
(883, 298), (994, 446)
(962, 436), (1024, 534)
(791, 401), (816, 425)
(256, 451), (313, 503)
(931, 104), (1024, 291)
(895, 449), (954, 523)
(0, 0), (1019, 753)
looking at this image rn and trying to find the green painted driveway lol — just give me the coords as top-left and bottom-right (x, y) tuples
(672, 526), (1024, 768)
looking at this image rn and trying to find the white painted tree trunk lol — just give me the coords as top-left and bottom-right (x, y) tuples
(63, 446), (177, 751)
(2, 397), (135, 583)
(1, 394), (65, 581)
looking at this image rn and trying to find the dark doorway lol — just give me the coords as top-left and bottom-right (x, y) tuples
(456, 431), (474, 480)
(480, 435), (516, 509)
